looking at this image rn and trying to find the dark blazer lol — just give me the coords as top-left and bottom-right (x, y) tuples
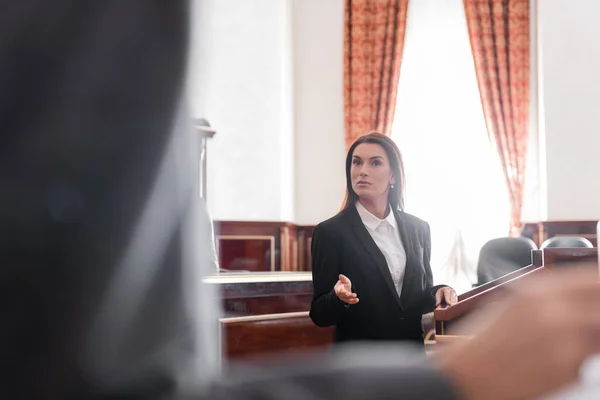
(310, 205), (446, 344)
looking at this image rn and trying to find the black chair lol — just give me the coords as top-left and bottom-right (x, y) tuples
(476, 237), (538, 286)
(540, 235), (593, 249)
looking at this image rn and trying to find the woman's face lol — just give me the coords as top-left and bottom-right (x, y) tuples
(350, 143), (395, 202)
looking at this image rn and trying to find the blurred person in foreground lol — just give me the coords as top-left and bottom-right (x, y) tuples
(2, 2), (600, 399)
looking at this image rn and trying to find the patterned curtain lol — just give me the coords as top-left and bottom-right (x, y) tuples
(464, 0), (529, 236)
(344, 0), (409, 150)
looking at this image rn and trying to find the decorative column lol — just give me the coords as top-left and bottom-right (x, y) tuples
(194, 118), (216, 200)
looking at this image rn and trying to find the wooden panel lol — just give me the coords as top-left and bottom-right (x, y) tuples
(435, 264), (544, 336)
(224, 295), (312, 316)
(297, 225), (315, 271)
(434, 247), (599, 338)
(280, 224), (298, 272)
(218, 236), (275, 272)
(216, 276), (313, 298)
(220, 312), (334, 362)
(211, 274), (437, 363)
(215, 221), (289, 236)
(531, 249), (543, 267)
(215, 221), (305, 272)
(542, 247), (597, 268)
(522, 221), (598, 247)
(206, 273), (314, 317)
(211, 272), (434, 333)
(214, 219), (598, 274)
(220, 312), (436, 364)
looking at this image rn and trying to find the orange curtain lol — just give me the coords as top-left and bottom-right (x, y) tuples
(344, 0), (408, 150)
(464, 0), (529, 236)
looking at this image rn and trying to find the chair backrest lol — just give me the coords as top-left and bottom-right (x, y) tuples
(476, 236), (538, 286)
(540, 235), (594, 249)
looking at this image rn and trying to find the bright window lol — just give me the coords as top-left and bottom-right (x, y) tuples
(392, 0), (511, 293)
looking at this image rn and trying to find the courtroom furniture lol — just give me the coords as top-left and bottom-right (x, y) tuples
(541, 246), (598, 268)
(207, 273), (325, 365)
(213, 219), (599, 274)
(531, 248), (543, 267)
(212, 246), (598, 363)
(540, 235), (593, 249)
(297, 225), (315, 271)
(207, 273), (332, 365)
(205, 272), (313, 317)
(205, 272), (437, 364)
(434, 247), (598, 340)
(214, 221), (300, 272)
(522, 220), (598, 247)
(219, 312), (335, 364)
(218, 311), (438, 364)
(213, 221), (316, 272)
(475, 237), (538, 286)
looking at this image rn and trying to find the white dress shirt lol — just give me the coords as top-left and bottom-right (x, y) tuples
(355, 201), (407, 298)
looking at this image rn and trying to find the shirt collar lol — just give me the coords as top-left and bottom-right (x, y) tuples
(355, 201), (397, 231)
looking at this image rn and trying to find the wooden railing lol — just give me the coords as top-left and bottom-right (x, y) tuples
(434, 248), (598, 340)
(210, 247), (598, 363)
(219, 312), (334, 365)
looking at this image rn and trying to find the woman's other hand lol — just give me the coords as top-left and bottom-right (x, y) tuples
(436, 287), (458, 307)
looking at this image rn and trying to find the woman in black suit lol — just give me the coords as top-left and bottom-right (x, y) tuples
(309, 132), (457, 345)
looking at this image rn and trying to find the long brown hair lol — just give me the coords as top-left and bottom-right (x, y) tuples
(341, 132), (406, 211)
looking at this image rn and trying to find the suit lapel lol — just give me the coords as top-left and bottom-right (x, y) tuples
(395, 209), (416, 306)
(346, 206), (403, 309)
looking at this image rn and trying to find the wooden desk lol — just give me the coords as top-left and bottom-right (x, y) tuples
(206, 272), (436, 363)
(205, 272), (313, 317)
(219, 312), (334, 364)
(522, 220), (598, 247)
(434, 248), (598, 340)
(208, 248), (599, 363)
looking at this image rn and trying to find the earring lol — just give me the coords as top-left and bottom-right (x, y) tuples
(390, 184), (395, 189)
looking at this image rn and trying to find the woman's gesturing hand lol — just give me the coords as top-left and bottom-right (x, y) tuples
(334, 274), (359, 305)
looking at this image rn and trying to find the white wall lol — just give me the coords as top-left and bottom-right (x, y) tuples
(520, 0), (543, 223)
(190, 0), (600, 224)
(189, 0), (345, 224)
(188, 0), (294, 222)
(292, 0), (346, 225)
(290, 0), (600, 224)
(538, 0), (600, 221)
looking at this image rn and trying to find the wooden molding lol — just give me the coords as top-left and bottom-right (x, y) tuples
(522, 220), (598, 247)
(435, 247), (598, 336)
(214, 221), (316, 272)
